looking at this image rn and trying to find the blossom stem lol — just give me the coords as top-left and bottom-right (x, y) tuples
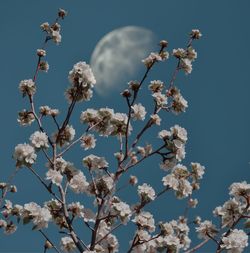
(39, 230), (61, 253)
(58, 185), (88, 252)
(123, 46), (165, 160)
(27, 166), (62, 204)
(184, 238), (210, 253)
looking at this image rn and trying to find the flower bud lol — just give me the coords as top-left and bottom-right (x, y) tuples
(129, 175), (138, 186)
(37, 49), (46, 57)
(159, 40), (168, 48)
(58, 8), (67, 19)
(10, 185), (17, 193)
(45, 240), (53, 249)
(121, 89), (131, 98)
(39, 61), (49, 72)
(128, 81), (140, 91)
(0, 182), (7, 189)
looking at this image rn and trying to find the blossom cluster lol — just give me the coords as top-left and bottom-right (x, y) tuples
(2, 9), (249, 253)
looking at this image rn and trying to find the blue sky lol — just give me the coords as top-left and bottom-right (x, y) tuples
(1, 0), (250, 252)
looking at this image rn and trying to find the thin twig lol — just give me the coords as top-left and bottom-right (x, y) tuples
(39, 230), (61, 253)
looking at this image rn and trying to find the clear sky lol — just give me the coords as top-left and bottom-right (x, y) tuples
(1, 0), (250, 252)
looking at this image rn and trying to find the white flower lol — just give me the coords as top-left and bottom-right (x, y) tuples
(39, 61), (49, 72)
(180, 58), (192, 74)
(13, 143), (37, 167)
(196, 220), (218, 239)
(49, 157), (68, 172)
(172, 93), (188, 114)
(229, 181), (250, 200)
(30, 131), (49, 149)
(61, 236), (76, 252)
(221, 229), (248, 253)
(19, 79), (36, 96)
(213, 198), (242, 227)
(68, 61), (96, 86)
(152, 92), (168, 107)
(17, 110), (35, 126)
(142, 52), (169, 68)
(188, 198), (198, 208)
(55, 125), (75, 147)
(40, 22), (50, 31)
(190, 29), (202, 39)
(46, 169), (63, 186)
(138, 183), (155, 202)
(23, 202), (51, 230)
(82, 154), (108, 170)
(132, 211), (155, 232)
(191, 162), (205, 180)
(131, 103), (146, 121)
(148, 80), (164, 93)
(51, 30), (61, 44)
(187, 47), (197, 60)
(171, 125), (188, 143)
(150, 114), (161, 125)
(173, 48), (187, 58)
(111, 198), (132, 224)
(92, 175), (114, 195)
(68, 202), (84, 217)
(37, 49), (46, 57)
(80, 134), (96, 150)
(158, 129), (171, 139)
(69, 171), (89, 194)
(162, 164), (192, 198)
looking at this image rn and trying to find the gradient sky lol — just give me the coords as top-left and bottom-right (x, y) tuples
(1, 0), (250, 252)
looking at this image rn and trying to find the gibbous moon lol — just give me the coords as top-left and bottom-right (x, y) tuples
(90, 26), (156, 96)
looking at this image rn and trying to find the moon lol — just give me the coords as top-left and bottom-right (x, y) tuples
(90, 26), (156, 97)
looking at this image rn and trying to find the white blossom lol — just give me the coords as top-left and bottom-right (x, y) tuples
(61, 237), (76, 252)
(180, 58), (192, 74)
(190, 29), (202, 39)
(13, 143), (37, 167)
(110, 197), (132, 224)
(148, 80), (164, 93)
(68, 61), (96, 86)
(221, 229), (248, 253)
(69, 171), (89, 194)
(138, 183), (155, 202)
(30, 131), (49, 149)
(82, 154), (108, 170)
(150, 114), (161, 125)
(131, 103), (146, 121)
(17, 110), (35, 126)
(55, 125), (75, 147)
(229, 181), (250, 200)
(37, 49), (46, 57)
(46, 169), (63, 186)
(170, 125), (188, 143)
(158, 129), (171, 139)
(68, 202), (84, 217)
(80, 134), (96, 150)
(191, 162), (205, 180)
(195, 220), (218, 239)
(19, 79), (36, 96)
(23, 202), (51, 230)
(213, 198), (242, 227)
(162, 164), (192, 199)
(132, 211), (155, 232)
(39, 61), (49, 72)
(172, 93), (188, 114)
(152, 92), (168, 107)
